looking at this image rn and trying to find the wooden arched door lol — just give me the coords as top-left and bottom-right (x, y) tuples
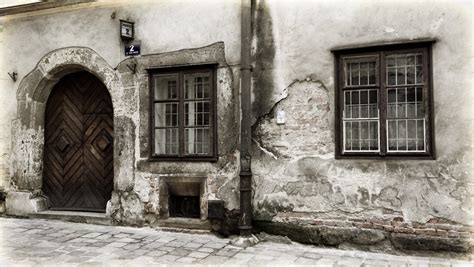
(43, 71), (114, 211)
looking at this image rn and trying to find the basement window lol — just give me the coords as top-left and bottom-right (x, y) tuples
(333, 41), (435, 159)
(149, 66), (217, 161)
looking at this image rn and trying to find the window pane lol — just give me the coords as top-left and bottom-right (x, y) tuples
(154, 103), (178, 127)
(185, 127), (210, 155)
(386, 53), (423, 86)
(155, 128), (178, 155)
(386, 86), (426, 152)
(184, 72), (211, 99)
(185, 101), (210, 126)
(154, 75), (178, 100)
(343, 89), (379, 152)
(344, 57), (377, 86)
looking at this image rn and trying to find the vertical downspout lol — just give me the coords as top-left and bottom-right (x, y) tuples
(239, 0), (253, 236)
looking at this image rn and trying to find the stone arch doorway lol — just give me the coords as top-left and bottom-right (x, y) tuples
(43, 71), (114, 212)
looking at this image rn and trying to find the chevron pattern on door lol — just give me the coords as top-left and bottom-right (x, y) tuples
(43, 71), (113, 211)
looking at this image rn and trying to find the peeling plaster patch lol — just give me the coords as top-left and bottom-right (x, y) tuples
(252, 79), (331, 160)
(378, 186), (402, 208)
(256, 192), (294, 220)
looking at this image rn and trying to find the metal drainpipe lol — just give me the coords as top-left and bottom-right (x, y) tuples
(239, 0), (253, 236)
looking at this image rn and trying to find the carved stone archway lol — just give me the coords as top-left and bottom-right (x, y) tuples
(7, 47), (134, 216)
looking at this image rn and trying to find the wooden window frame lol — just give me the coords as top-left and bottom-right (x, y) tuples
(148, 65), (218, 162)
(333, 41), (435, 159)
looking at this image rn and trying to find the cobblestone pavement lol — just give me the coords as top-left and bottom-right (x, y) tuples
(0, 217), (472, 266)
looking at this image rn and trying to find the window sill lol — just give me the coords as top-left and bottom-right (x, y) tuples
(336, 153), (435, 160)
(148, 156), (218, 162)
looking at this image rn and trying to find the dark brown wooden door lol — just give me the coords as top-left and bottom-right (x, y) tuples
(43, 71), (113, 211)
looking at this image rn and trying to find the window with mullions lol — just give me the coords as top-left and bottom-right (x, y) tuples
(335, 42), (434, 158)
(150, 67), (216, 160)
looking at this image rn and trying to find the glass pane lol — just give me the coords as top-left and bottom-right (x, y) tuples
(397, 67), (405, 85)
(345, 57), (377, 86)
(416, 66), (423, 84)
(386, 53), (423, 86)
(407, 66), (415, 84)
(154, 103), (178, 127)
(184, 72), (211, 99)
(416, 87), (423, 102)
(361, 140), (369, 150)
(407, 120), (416, 138)
(185, 127), (210, 155)
(369, 62), (376, 84)
(345, 121), (352, 150)
(369, 104), (378, 118)
(185, 101), (210, 126)
(387, 67), (396, 85)
(369, 90), (377, 104)
(352, 91), (359, 104)
(397, 88), (406, 103)
(417, 120), (424, 142)
(154, 75), (178, 100)
(360, 121), (369, 139)
(154, 128), (178, 155)
(343, 89), (379, 152)
(388, 89), (396, 103)
(360, 91), (368, 104)
(370, 121), (378, 139)
(352, 122), (360, 140)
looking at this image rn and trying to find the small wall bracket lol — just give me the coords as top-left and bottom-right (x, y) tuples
(8, 72), (17, 82)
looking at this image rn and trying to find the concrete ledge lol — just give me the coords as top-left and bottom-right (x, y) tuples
(254, 220), (473, 253)
(28, 210), (112, 226)
(157, 217), (211, 230)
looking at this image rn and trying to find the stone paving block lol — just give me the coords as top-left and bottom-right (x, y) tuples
(303, 251), (323, 260)
(156, 254), (180, 263)
(214, 249), (239, 257)
(168, 248), (192, 257)
(117, 237), (139, 243)
(113, 233), (131, 238)
(122, 243), (141, 250)
(197, 247), (214, 253)
(188, 251), (210, 259)
(146, 250), (168, 257)
(105, 242), (127, 248)
(134, 255), (155, 262)
(94, 234), (112, 240)
(335, 259), (365, 267)
(183, 242), (202, 249)
(176, 256), (196, 263)
(295, 256), (320, 265)
(199, 255), (228, 264)
(203, 242), (227, 249)
(82, 232), (104, 238)
(88, 241), (110, 247)
(156, 236), (176, 243)
(156, 246), (175, 252)
(166, 240), (186, 247)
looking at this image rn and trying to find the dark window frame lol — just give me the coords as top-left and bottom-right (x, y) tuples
(333, 41), (436, 159)
(148, 64), (218, 162)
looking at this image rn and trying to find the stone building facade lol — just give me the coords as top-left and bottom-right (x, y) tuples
(0, 0), (472, 253)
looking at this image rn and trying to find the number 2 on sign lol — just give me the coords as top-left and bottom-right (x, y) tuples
(129, 45), (135, 52)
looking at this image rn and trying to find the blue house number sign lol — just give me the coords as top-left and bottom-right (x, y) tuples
(125, 43), (140, 56)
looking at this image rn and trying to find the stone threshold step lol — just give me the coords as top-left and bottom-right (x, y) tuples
(28, 210), (112, 226)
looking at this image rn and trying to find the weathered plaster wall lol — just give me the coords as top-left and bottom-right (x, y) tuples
(1, 0), (241, 223)
(251, 0), (473, 251)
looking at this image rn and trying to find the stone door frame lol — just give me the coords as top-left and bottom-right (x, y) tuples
(7, 47), (133, 216)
